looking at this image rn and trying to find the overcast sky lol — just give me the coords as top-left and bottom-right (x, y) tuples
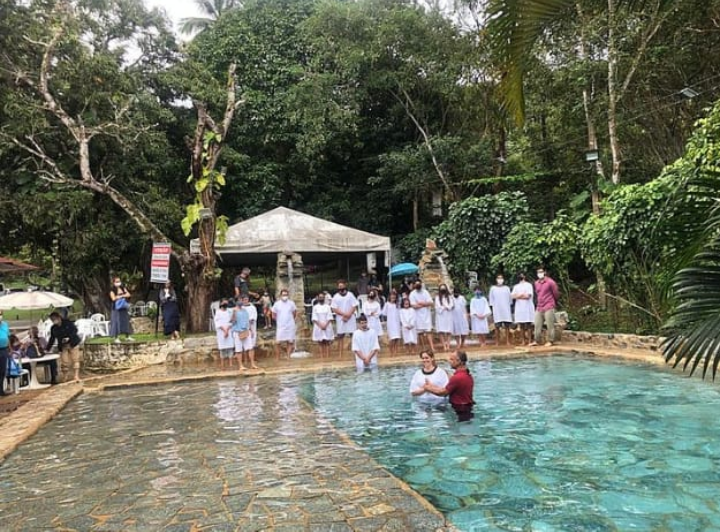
(145, 0), (203, 35)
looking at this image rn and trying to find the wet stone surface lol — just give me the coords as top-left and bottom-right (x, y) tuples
(0, 378), (451, 531)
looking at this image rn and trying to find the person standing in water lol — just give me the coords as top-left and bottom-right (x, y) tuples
(423, 350), (475, 421)
(351, 314), (380, 372)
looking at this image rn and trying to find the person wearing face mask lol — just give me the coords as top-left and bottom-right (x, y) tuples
(242, 295), (259, 369)
(331, 280), (358, 358)
(351, 314), (380, 372)
(489, 274), (513, 347)
(363, 290), (383, 339)
(452, 287), (470, 349)
(109, 276), (134, 343)
(160, 281), (180, 340)
(512, 273), (535, 345)
(0, 311), (10, 395)
(312, 293), (335, 358)
(470, 288), (490, 346)
(409, 281), (436, 353)
(382, 292), (402, 356)
(214, 299), (235, 369)
(272, 289), (297, 359)
(531, 267), (560, 347)
(434, 284), (455, 353)
(46, 311), (81, 382)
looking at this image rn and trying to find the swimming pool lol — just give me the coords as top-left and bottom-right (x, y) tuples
(297, 356), (720, 531)
(1, 355), (720, 531)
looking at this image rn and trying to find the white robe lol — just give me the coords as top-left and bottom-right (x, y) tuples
(331, 291), (358, 335)
(400, 308), (417, 345)
(434, 296), (455, 333)
(452, 295), (469, 336)
(272, 299), (297, 342)
(244, 303), (258, 348)
(512, 281), (535, 323)
(214, 308), (235, 351)
(351, 328), (380, 371)
(312, 303), (335, 342)
(409, 367), (449, 405)
(489, 285), (513, 323)
(382, 302), (402, 340)
(409, 289), (433, 331)
(363, 299), (384, 336)
(470, 296), (491, 334)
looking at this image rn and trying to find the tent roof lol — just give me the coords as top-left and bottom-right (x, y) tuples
(0, 256), (40, 274)
(216, 207), (391, 258)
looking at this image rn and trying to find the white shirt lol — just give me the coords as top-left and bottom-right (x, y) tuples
(351, 327), (380, 371)
(409, 367), (449, 405)
(214, 308), (235, 350)
(332, 291), (358, 333)
(409, 288), (433, 331)
(272, 298), (297, 341)
(489, 284), (513, 323)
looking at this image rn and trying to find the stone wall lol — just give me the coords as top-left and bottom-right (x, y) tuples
(418, 240), (453, 294)
(561, 330), (664, 352)
(83, 336), (216, 371)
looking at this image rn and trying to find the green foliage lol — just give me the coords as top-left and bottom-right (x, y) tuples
(491, 213), (579, 282)
(394, 229), (433, 264)
(662, 100), (720, 378)
(434, 192), (529, 280)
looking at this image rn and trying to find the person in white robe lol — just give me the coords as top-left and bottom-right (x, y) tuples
(489, 274), (513, 346)
(382, 292), (402, 356)
(214, 299), (235, 369)
(312, 293), (335, 358)
(399, 298), (417, 352)
(452, 288), (470, 348)
(470, 289), (491, 346)
(410, 351), (449, 405)
(363, 290), (384, 338)
(351, 315), (380, 372)
(272, 289), (297, 359)
(242, 295), (259, 369)
(409, 281), (436, 352)
(331, 280), (358, 358)
(434, 284), (455, 352)
(511, 273), (535, 345)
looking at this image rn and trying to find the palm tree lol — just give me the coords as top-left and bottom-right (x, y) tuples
(486, 0), (676, 124)
(661, 102), (720, 379)
(180, 0), (241, 35)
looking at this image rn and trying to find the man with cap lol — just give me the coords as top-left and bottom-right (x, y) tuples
(351, 314), (380, 372)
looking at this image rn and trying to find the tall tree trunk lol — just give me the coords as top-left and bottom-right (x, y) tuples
(607, 0), (622, 185)
(578, 2), (608, 307)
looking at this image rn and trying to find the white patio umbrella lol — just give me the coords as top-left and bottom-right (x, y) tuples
(0, 290), (74, 310)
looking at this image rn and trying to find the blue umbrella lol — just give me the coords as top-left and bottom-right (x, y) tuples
(389, 263), (419, 277)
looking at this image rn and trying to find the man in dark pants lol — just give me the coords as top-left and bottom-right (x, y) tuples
(423, 350), (475, 421)
(0, 311), (9, 395)
(46, 312), (81, 383)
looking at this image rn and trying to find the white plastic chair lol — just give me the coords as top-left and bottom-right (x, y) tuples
(209, 301), (220, 331)
(90, 313), (110, 336)
(133, 301), (147, 316)
(75, 318), (96, 341)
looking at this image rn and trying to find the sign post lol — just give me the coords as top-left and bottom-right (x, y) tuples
(150, 243), (172, 336)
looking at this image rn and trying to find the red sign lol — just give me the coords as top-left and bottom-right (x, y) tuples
(150, 243), (172, 283)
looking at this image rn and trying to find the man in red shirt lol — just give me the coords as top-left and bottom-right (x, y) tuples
(424, 350), (475, 421)
(530, 266), (560, 347)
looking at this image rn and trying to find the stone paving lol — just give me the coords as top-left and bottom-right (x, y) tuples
(0, 342), (669, 532)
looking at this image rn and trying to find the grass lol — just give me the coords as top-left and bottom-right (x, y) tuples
(85, 332), (211, 345)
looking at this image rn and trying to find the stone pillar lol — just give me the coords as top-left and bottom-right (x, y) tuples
(418, 239), (454, 294)
(276, 252), (306, 331)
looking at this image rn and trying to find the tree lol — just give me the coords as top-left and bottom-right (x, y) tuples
(179, 0), (241, 35)
(434, 192), (529, 282)
(662, 101), (720, 378)
(0, 0), (238, 331)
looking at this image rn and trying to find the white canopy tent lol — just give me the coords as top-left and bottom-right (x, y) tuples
(213, 207), (392, 266)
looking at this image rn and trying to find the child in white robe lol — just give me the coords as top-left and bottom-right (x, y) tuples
(399, 298), (417, 352)
(470, 289), (490, 346)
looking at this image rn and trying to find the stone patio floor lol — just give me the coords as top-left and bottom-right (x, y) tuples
(0, 343), (667, 531)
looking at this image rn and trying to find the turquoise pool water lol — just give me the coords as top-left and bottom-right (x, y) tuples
(296, 356), (720, 531)
(2, 355), (720, 531)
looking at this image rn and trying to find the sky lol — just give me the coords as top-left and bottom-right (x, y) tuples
(144, 0), (203, 34)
